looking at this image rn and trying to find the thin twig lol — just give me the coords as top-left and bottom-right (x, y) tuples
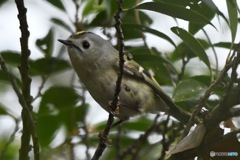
(91, 0), (125, 159)
(0, 119), (20, 159)
(73, 0), (80, 32)
(118, 114), (160, 160)
(177, 55), (189, 82)
(158, 115), (170, 160)
(0, 53), (37, 160)
(181, 51), (236, 139)
(32, 76), (47, 102)
(206, 51), (240, 128)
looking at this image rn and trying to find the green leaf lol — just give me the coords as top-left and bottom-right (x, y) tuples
(0, 0), (7, 7)
(30, 57), (71, 76)
(39, 86), (79, 112)
(37, 114), (61, 147)
(51, 18), (73, 32)
(170, 39), (210, 62)
(173, 79), (207, 102)
(98, 0), (103, 5)
(60, 104), (89, 134)
(0, 51), (20, 66)
(37, 86), (81, 146)
(188, 0), (217, 34)
(36, 29), (54, 58)
(83, 0), (108, 17)
(0, 104), (8, 115)
(134, 54), (173, 85)
(89, 10), (113, 27)
(89, 0), (118, 27)
(122, 10), (153, 27)
(128, 47), (176, 85)
(0, 70), (8, 83)
(123, 117), (153, 131)
(226, 0), (238, 43)
(213, 42), (233, 49)
(191, 75), (211, 86)
(134, 2), (213, 25)
(46, 0), (65, 11)
(122, 24), (176, 47)
(171, 27), (210, 70)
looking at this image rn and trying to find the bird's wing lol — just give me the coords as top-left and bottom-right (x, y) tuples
(115, 56), (191, 124)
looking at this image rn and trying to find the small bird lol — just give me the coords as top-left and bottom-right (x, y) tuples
(58, 31), (190, 125)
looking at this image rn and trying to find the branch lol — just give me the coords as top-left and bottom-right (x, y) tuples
(72, 0), (80, 32)
(181, 51), (236, 138)
(14, 0), (39, 159)
(206, 52), (240, 128)
(91, 0), (125, 159)
(0, 51), (35, 160)
(0, 119), (20, 159)
(118, 114), (160, 160)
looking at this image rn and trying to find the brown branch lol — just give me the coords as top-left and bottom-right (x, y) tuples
(91, 0), (125, 159)
(181, 52), (236, 139)
(14, 0), (39, 160)
(170, 50), (240, 159)
(206, 52), (240, 128)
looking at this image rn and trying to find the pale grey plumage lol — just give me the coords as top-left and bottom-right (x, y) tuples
(58, 31), (190, 124)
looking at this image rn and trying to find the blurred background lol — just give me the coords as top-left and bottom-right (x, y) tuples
(0, 0), (239, 159)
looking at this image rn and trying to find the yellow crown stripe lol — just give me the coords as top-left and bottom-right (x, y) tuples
(76, 31), (87, 35)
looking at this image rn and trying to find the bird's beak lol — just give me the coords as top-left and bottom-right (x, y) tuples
(58, 39), (73, 47)
(58, 39), (82, 53)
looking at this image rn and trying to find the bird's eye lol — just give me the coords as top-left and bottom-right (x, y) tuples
(82, 40), (90, 49)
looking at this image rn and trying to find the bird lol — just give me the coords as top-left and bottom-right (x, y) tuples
(58, 31), (191, 125)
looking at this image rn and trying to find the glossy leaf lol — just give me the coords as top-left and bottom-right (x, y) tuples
(46, 0), (65, 11)
(98, 0), (103, 5)
(39, 86), (79, 111)
(188, 0), (217, 34)
(122, 10), (153, 27)
(0, 0), (7, 7)
(122, 24), (176, 47)
(0, 104), (8, 115)
(89, 10), (113, 27)
(171, 27), (210, 70)
(170, 39), (210, 62)
(226, 0), (238, 43)
(191, 75), (211, 86)
(123, 117), (154, 131)
(30, 57), (71, 76)
(51, 18), (73, 32)
(0, 51), (20, 66)
(134, 2), (213, 25)
(37, 86), (80, 146)
(213, 42), (234, 49)
(37, 114), (61, 147)
(128, 47), (175, 85)
(173, 79), (207, 102)
(0, 70), (8, 83)
(36, 29), (54, 58)
(83, 0), (104, 16)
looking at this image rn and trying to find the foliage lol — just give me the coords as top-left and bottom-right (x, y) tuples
(0, 0), (240, 160)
